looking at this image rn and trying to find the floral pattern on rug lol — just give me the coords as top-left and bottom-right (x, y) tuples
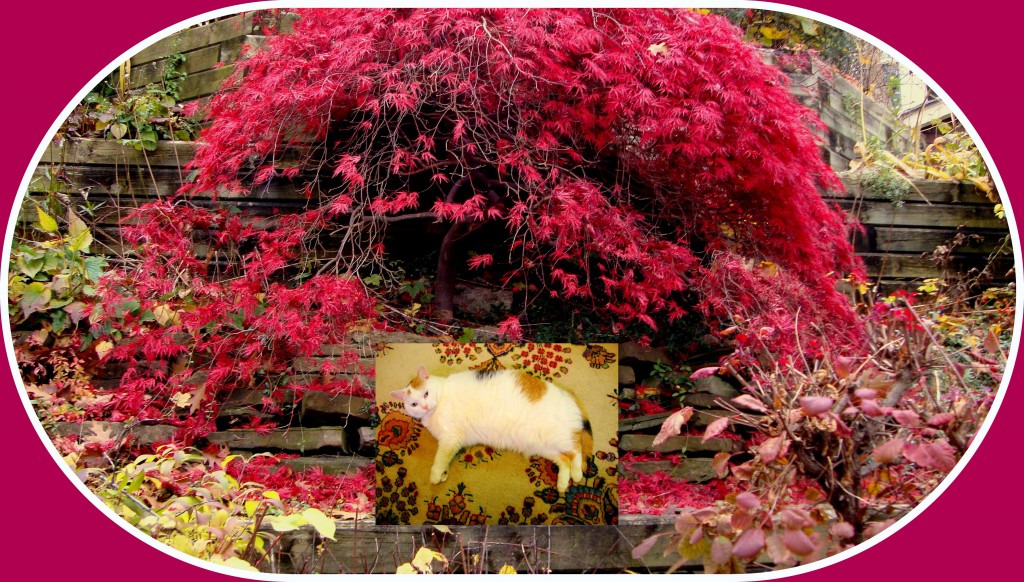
(376, 342), (618, 526)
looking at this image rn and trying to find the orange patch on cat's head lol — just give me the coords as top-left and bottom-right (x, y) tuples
(516, 372), (547, 402)
(410, 377), (423, 388)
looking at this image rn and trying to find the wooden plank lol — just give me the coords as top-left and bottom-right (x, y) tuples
(52, 421), (176, 445)
(131, 14), (254, 65)
(860, 252), (1015, 280)
(30, 165), (312, 201)
(207, 426), (350, 452)
(278, 455), (373, 476)
(857, 226), (1007, 254)
(301, 393), (373, 420)
(270, 514), (689, 574)
(41, 139), (196, 168)
(130, 45), (222, 88)
(177, 65), (236, 101)
(836, 177), (995, 205)
(836, 199), (1006, 229)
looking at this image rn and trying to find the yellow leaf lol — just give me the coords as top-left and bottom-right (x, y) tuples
(68, 228), (93, 253)
(153, 304), (181, 327)
(759, 26), (788, 40)
(396, 563), (418, 574)
(245, 500), (260, 518)
(208, 556), (259, 572)
(758, 261), (778, 277)
(267, 513), (305, 533)
(411, 547), (448, 573)
(498, 565), (517, 574)
(36, 205), (58, 232)
(301, 507), (337, 541)
(94, 340), (114, 360)
(263, 490), (281, 500)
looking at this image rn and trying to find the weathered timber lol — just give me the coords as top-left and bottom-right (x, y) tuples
(30, 165), (308, 200)
(836, 199), (1006, 229)
(130, 44), (223, 87)
(278, 454), (373, 476)
(835, 175), (994, 205)
(175, 66), (237, 101)
(618, 459), (718, 483)
(857, 226), (1006, 254)
(41, 139), (196, 167)
(618, 434), (741, 454)
(52, 421), (176, 445)
(207, 426), (349, 452)
(131, 14), (254, 65)
(268, 514), (685, 574)
(301, 392), (373, 420)
(860, 252), (1014, 280)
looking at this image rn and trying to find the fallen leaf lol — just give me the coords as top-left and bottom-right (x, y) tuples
(652, 407), (694, 447)
(702, 415), (732, 442)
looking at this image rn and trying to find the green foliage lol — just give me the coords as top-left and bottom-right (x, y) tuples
(59, 56), (199, 149)
(714, 8), (858, 73)
(859, 165), (910, 207)
(651, 360), (694, 399)
(75, 445), (339, 573)
(851, 128), (995, 204)
(8, 200), (105, 332)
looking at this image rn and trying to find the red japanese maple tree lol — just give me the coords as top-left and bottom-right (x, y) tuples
(183, 7), (861, 351)
(95, 8), (867, 438)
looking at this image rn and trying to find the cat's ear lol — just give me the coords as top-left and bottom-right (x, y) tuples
(417, 365), (430, 382)
(389, 390), (406, 401)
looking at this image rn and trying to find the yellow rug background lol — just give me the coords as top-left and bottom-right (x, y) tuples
(375, 343), (619, 526)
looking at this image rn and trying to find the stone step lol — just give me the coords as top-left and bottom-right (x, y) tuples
(618, 434), (741, 454)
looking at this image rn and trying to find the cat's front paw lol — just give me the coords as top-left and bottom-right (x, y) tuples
(429, 467), (449, 484)
(556, 473), (570, 493)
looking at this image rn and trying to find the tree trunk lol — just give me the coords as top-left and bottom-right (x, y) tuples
(434, 222), (469, 323)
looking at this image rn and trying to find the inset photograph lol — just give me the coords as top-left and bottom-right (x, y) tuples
(375, 343), (619, 526)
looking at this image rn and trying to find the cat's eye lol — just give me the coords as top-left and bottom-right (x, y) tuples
(411, 402), (418, 407)
(424, 391), (429, 397)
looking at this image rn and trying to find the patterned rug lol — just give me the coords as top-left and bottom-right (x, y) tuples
(375, 342), (619, 526)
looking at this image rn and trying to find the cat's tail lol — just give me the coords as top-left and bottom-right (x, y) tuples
(578, 417), (593, 460)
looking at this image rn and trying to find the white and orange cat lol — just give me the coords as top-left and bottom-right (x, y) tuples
(389, 366), (593, 492)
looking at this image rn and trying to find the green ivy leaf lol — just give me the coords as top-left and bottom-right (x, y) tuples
(139, 129), (160, 151)
(83, 256), (108, 283)
(51, 310), (69, 334)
